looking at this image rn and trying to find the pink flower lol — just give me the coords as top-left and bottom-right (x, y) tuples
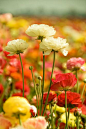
(50, 73), (77, 91)
(67, 57), (85, 71)
(23, 116), (48, 129)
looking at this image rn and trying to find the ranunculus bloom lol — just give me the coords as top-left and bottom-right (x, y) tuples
(67, 57), (85, 71)
(23, 116), (48, 129)
(0, 84), (4, 95)
(4, 39), (28, 56)
(50, 73), (77, 91)
(15, 81), (30, 94)
(3, 96), (31, 124)
(26, 24), (56, 38)
(43, 92), (57, 104)
(57, 91), (82, 108)
(0, 56), (6, 69)
(40, 37), (69, 55)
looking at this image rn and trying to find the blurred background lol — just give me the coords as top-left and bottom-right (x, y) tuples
(0, 0), (86, 17)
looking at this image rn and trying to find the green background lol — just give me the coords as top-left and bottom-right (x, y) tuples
(0, 0), (86, 16)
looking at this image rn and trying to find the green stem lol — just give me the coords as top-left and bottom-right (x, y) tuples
(76, 70), (79, 93)
(65, 90), (68, 129)
(41, 51), (45, 114)
(42, 51), (55, 116)
(76, 116), (79, 129)
(30, 68), (36, 91)
(18, 114), (22, 125)
(81, 83), (86, 99)
(19, 53), (24, 97)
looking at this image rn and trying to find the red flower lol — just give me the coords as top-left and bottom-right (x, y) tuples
(81, 105), (86, 115)
(12, 92), (27, 98)
(15, 81), (30, 94)
(0, 56), (6, 69)
(51, 73), (77, 91)
(0, 84), (4, 95)
(43, 92), (57, 104)
(67, 57), (85, 71)
(57, 91), (82, 108)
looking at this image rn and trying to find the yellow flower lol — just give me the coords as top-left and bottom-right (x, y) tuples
(40, 37), (69, 56)
(53, 104), (65, 113)
(4, 39), (29, 56)
(3, 97), (31, 125)
(26, 24), (56, 38)
(60, 113), (76, 127)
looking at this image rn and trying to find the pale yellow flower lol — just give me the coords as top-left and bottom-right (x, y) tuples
(60, 113), (76, 127)
(53, 104), (65, 113)
(3, 97), (31, 125)
(10, 125), (25, 129)
(26, 24), (56, 38)
(40, 37), (69, 56)
(4, 39), (28, 56)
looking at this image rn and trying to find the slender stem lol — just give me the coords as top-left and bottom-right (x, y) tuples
(42, 51), (55, 115)
(19, 53), (24, 97)
(81, 83), (86, 99)
(41, 51), (45, 114)
(65, 90), (68, 129)
(18, 114), (22, 125)
(76, 116), (79, 129)
(30, 68), (36, 91)
(76, 70), (79, 93)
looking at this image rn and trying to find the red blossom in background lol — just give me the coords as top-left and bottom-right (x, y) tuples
(67, 57), (85, 71)
(0, 84), (4, 95)
(15, 81), (30, 94)
(43, 92), (57, 104)
(57, 91), (82, 108)
(50, 73), (77, 91)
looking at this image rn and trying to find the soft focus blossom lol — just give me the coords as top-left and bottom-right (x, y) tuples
(0, 84), (4, 95)
(4, 39), (29, 56)
(40, 37), (69, 55)
(60, 113), (76, 127)
(3, 96), (31, 124)
(26, 24), (56, 38)
(23, 116), (48, 129)
(53, 104), (65, 113)
(10, 125), (25, 129)
(43, 92), (57, 104)
(67, 57), (85, 71)
(51, 73), (77, 91)
(0, 114), (12, 129)
(57, 91), (82, 108)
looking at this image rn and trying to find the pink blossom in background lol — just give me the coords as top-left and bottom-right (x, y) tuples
(67, 57), (85, 71)
(23, 116), (48, 129)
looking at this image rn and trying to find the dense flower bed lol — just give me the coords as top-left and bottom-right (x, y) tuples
(0, 13), (86, 129)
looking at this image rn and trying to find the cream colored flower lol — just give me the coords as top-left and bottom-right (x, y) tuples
(4, 39), (28, 56)
(40, 37), (69, 56)
(10, 125), (25, 129)
(26, 24), (56, 38)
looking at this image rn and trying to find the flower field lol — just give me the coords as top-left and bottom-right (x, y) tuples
(0, 13), (86, 129)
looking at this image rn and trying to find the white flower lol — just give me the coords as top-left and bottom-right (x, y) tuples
(26, 24), (56, 38)
(4, 39), (29, 56)
(39, 37), (69, 56)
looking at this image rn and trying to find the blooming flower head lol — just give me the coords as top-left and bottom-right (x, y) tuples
(23, 116), (48, 129)
(26, 24), (56, 39)
(43, 92), (57, 104)
(3, 96), (31, 125)
(50, 73), (77, 91)
(4, 39), (29, 56)
(40, 37), (69, 55)
(67, 57), (85, 71)
(57, 91), (82, 108)
(60, 113), (76, 128)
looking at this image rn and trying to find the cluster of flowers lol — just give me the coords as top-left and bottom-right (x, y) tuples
(0, 14), (86, 129)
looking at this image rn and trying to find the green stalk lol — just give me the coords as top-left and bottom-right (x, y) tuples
(19, 53), (24, 97)
(76, 116), (79, 129)
(81, 83), (86, 99)
(65, 90), (68, 129)
(18, 114), (22, 125)
(30, 66), (36, 91)
(42, 51), (55, 115)
(75, 70), (79, 93)
(41, 51), (45, 114)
